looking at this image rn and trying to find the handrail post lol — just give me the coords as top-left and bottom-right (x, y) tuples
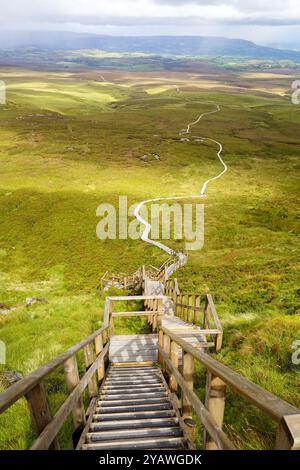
(188, 295), (193, 323)
(95, 333), (105, 382)
(158, 330), (164, 367)
(163, 334), (171, 374)
(157, 298), (163, 332)
(203, 296), (209, 329)
(204, 372), (226, 450)
(25, 382), (60, 450)
(172, 280), (177, 313)
(182, 352), (194, 417)
(181, 295), (185, 320)
(215, 332), (223, 353)
(275, 414), (300, 450)
(84, 344), (98, 398)
(64, 355), (86, 444)
(169, 340), (179, 392)
(195, 295), (201, 325)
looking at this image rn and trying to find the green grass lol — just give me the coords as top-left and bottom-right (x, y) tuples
(0, 67), (299, 449)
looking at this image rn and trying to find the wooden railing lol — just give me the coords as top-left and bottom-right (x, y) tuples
(0, 292), (299, 450)
(158, 326), (300, 450)
(0, 325), (110, 450)
(164, 279), (223, 352)
(104, 295), (165, 335)
(100, 254), (185, 291)
(100, 267), (143, 291)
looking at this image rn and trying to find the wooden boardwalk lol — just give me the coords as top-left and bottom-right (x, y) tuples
(0, 259), (299, 450)
(77, 365), (193, 450)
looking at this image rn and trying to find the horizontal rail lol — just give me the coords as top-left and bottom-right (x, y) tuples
(112, 311), (162, 317)
(0, 326), (109, 413)
(112, 311), (162, 318)
(107, 295), (166, 301)
(161, 326), (299, 422)
(31, 343), (109, 450)
(158, 346), (235, 450)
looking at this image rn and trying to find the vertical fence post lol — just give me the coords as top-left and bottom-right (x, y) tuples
(95, 333), (105, 382)
(203, 296), (209, 329)
(84, 344), (98, 398)
(195, 295), (201, 325)
(181, 295), (185, 320)
(158, 330), (164, 367)
(25, 382), (60, 450)
(163, 334), (171, 374)
(172, 281), (177, 314)
(157, 298), (163, 332)
(169, 341), (179, 392)
(182, 353), (194, 417)
(188, 295), (194, 323)
(215, 332), (223, 353)
(275, 415), (300, 450)
(204, 372), (226, 450)
(64, 355), (86, 444)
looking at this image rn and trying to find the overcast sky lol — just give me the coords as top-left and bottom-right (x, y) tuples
(0, 0), (299, 48)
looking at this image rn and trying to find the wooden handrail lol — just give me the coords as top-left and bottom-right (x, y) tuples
(158, 346), (236, 450)
(161, 326), (299, 422)
(31, 343), (109, 450)
(0, 325), (109, 414)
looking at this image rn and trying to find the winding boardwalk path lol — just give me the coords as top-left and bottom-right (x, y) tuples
(134, 100), (227, 257)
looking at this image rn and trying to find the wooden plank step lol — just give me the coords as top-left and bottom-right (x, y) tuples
(86, 427), (183, 442)
(111, 365), (158, 369)
(110, 335), (158, 342)
(92, 410), (176, 421)
(103, 384), (164, 392)
(98, 397), (169, 406)
(90, 418), (179, 432)
(82, 437), (185, 450)
(107, 374), (159, 380)
(100, 391), (167, 399)
(107, 375), (159, 381)
(109, 356), (158, 362)
(105, 378), (161, 385)
(95, 403), (172, 413)
(109, 343), (157, 354)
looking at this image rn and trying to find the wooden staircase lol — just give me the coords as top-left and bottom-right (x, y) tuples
(78, 365), (192, 450)
(0, 267), (299, 451)
(109, 335), (158, 363)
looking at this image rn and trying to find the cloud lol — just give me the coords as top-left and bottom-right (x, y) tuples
(0, 0), (299, 28)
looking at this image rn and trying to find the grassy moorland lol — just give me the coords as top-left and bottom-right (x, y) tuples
(0, 66), (299, 449)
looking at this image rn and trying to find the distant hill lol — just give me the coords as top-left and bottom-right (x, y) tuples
(1, 31), (300, 61)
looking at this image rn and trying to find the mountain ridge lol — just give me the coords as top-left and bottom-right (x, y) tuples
(1, 31), (300, 61)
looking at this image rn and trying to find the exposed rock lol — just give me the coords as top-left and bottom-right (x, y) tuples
(1, 371), (23, 389)
(0, 304), (16, 315)
(26, 298), (48, 307)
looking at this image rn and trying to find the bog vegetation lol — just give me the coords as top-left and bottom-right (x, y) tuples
(0, 65), (299, 449)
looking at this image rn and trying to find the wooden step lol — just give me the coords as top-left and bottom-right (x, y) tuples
(92, 410), (176, 421)
(100, 392), (167, 400)
(95, 402), (172, 413)
(86, 426), (183, 442)
(82, 437), (185, 450)
(102, 384), (164, 392)
(108, 372), (159, 377)
(90, 418), (179, 432)
(98, 398), (169, 407)
(79, 364), (190, 451)
(105, 377), (160, 384)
